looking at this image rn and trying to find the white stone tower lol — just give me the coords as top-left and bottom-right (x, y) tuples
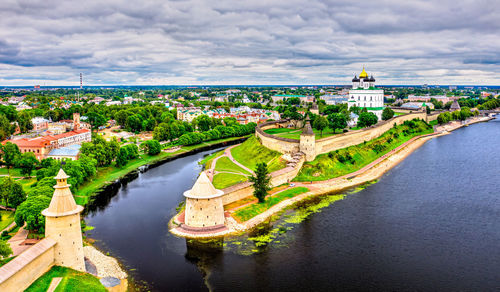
(300, 116), (316, 162)
(184, 172), (225, 228)
(42, 169), (85, 272)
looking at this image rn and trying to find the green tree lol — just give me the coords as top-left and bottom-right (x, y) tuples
(3, 142), (20, 171)
(15, 193), (51, 232)
(115, 147), (129, 167)
(327, 113), (347, 132)
(0, 239), (12, 259)
(249, 162), (271, 203)
(195, 115), (212, 132)
(0, 177), (26, 208)
(312, 115), (328, 137)
(18, 152), (38, 177)
(141, 140), (162, 155)
(357, 112), (378, 128)
(17, 111), (33, 133)
(86, 112), (107, 130)
(0, 114), (13, 141)
(382, 107), (395, 121)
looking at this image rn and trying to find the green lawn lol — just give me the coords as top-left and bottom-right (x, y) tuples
(212, 172), (248, 189)
(0, 210), (15, 231)
(214, 156), (251, 175)
(294, 119), (434, 182)
(0, 167), (23, 177)
(233, 187), (309, 222)
(428, 120), (438, 126)
(199, 150), (224, 168)
(231, 136), (286, 173)
(264, 127), (340, 140)
(25, 266), (106, 292)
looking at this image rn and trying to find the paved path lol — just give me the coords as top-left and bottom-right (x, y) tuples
(47, 277), (63, 292)
(8, 226), (30, 256)
(0, 222), (16, 233)
(224, 145), (255, 175)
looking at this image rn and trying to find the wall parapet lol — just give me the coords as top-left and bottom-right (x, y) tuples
(255, 119), (300, 143)
(0, 238), (56, 291)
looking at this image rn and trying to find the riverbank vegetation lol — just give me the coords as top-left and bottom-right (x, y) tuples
(230, 136), (286, 173)
(233, 186), (309, 222)
(294, 119), (433, 181)
(25, 266), (106, 292)
(437, 108), (477, 124)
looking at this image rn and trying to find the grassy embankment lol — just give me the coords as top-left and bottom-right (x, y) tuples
(232, 186), (309, 222)
(230, 136), (287, 173)
(264, 127), (342, 140)
(25, 266), (106, 292)
(0, 210), (15, 231)
(294, 119), (434, 182)
(212, 156), (251, 189)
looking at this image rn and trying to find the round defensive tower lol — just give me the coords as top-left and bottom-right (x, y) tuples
(184, 172), (225, 228)
(42, 169), (85, 272)
(300, 116), (316, 162)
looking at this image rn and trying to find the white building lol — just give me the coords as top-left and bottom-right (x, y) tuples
(348, 68), (384, 120)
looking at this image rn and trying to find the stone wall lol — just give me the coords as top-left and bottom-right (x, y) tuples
(255, 120), (300, 154)
(315, 112), (427, 155)
(0, 238), (56, 292)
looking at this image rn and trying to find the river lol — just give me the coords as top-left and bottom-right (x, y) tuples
(85, 118), (500, 291)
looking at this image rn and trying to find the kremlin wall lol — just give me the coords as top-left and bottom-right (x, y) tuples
(173, 110), (440, 237)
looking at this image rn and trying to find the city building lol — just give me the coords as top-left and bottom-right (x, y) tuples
(348, 67), (384, 119)
(31, 117), (49, 131)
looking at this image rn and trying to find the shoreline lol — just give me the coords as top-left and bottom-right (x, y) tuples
(170, 116), (494, 238)
(81, 135), (249, 210)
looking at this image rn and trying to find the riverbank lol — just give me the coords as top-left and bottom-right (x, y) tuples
(170, 116), (494, 238)
(78, 135), (250, 206)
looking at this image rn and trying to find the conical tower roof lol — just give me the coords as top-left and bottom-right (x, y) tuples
(184, 171), (224, 199)
(42, 169), (83, 217)
(302, 117), (314, 136)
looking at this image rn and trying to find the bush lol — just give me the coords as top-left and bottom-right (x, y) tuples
(382, 108), (395, 121)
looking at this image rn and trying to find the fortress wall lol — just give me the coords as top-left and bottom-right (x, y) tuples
(255, 120), (300, 154)
(427, 112), (440, 122)
(222, 183), (254, 205)
(270, 155), (306, 186)
(315, 112), (427, 155)
(0, 238), (56, 292)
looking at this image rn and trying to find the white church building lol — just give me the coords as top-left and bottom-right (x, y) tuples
(348, 67), (385, 120)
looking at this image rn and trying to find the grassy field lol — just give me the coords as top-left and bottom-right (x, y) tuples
(231, 136), (286, 173)
(214, 157), (251, 175)
(212, 172), (248, 189)
(294, 119), (434, 182)
(264, 127), (341, 140)
(25, 266), (106, 292)
(199, 150), (224, 168)
(428, 120), (438, 126)
(233, 186), (309, 222)
(0, 210), (15, 231)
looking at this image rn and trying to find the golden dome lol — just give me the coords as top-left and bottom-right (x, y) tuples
(359, 67), (368, 78)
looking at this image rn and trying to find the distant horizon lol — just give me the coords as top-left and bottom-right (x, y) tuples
(1, 84), (499, 89)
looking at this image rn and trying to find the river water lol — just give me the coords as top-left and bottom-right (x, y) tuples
(85, 118), (500, 292)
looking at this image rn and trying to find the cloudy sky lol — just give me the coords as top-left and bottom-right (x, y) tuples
(0, 0), (498, 86)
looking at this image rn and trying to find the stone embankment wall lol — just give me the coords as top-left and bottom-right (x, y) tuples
(0, 238), (56, 291)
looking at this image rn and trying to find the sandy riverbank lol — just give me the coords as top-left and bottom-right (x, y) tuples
(170, 116), (495, 238)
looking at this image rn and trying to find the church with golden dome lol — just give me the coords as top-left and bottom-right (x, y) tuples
(348, 67), (385, 119)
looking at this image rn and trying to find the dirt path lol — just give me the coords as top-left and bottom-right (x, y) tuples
(224, 145), (255, 175)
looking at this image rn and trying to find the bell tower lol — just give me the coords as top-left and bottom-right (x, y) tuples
(42, 169), (85, 271)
